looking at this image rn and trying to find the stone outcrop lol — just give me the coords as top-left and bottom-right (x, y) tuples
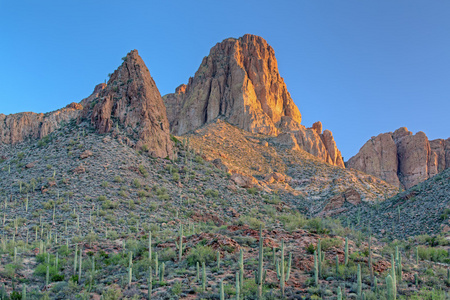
(164, 34), (344, 167)
(0, 81), (107, 145)
(163, 34), (302, 136)
(320, 188), (362, 217)
(0, 103), (84, 144)
(274, 121), (345, 167)
(347, 127), (450, 189)
(84, 50), (173, 158)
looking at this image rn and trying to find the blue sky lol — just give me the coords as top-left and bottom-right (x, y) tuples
(1, 1), (449, 160)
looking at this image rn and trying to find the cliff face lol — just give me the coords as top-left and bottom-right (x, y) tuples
(274, 121), (345, 167)
(0, 102), (85, 145)
(84, 50), (173, 158)
(163, 34), (302, 136)
(347, 127), (450, 189)
(164, 34), (344, 167)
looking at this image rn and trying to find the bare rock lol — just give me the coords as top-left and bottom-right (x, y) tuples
(312, 121), (323, 134)
(85, 50), (173, 158)
(321, 188), (361, 216)
(348, 127), (450, 188)
(25, 162), (36, 169)
(73, 165), (86, 174)
(163, 34), (302, 136)
(230, 173), (258, 188)
(0, 104), (84, 145)
(80, 150), (93, 159)
(274, 126), (344, 167)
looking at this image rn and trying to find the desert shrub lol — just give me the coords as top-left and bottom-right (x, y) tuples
(204, 189), (219, 198)
(321, 238), (342, 251)
(186, 244), (216, 266)
(238, 216), (265, 230)
(138, 165), (148, 178)
(279, 212), (307, 232)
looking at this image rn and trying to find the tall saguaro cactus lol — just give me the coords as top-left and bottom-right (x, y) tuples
(276, 239), (292, 298)
(344, 237), (349, 266)
(175, 224), (185, 262)
(314, 250), (319, 286)
(255, 225), (266, 299)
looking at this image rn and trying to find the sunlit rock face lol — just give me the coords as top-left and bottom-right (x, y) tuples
(164, 34), (302, 136)
(347, 127), (450, 189)
(164, 34), (344, 167)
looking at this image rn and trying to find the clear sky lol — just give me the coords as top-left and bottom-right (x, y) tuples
(1, 1), (449, 160)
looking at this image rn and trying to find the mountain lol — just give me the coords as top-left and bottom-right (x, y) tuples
(0, 50), (173, 159)
(347, 127), (450, 189)
(81, 50), (173, 158)
(164, 34), (344, 167)
(0, 37), (449, 299)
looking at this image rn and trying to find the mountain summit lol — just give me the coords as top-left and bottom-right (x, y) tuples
(164, 34), (302, 136)
(164, 34), (344, 167)
(82, 50), (173, 158)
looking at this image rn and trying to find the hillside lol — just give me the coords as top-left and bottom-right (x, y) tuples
(0, 123), (449, 299)
(335, 168), (450, 241)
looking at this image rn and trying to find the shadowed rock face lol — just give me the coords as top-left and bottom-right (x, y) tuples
(347, 127), (450, 189)
(164, 34), (302, 136)
(0, 103), (86, 145)
(84, 50), (173, 158)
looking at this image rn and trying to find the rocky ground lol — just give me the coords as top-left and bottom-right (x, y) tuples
(0, 121), (449, 299)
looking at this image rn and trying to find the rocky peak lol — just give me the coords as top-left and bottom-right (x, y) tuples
(84, 50), (173, 158)
(347, 127), (450, 189)
(164, 34), (302, 136)
(164, 34), (344, 167)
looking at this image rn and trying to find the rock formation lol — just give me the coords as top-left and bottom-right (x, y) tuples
(163, 34), (302, 136)
(347, 127), (450, 189)
(0, 103), (84, 144)
(274, 121), (345, 167)
(1, 50), (172, 159)
(164, 34), (344, 167)
(84, 50), (173, 158)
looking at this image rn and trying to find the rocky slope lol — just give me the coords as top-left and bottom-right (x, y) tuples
(347, 127), (450, 189)
(181, 119), (397, 216)
(164, 34), (344, 167)
(336, 168), (450, 240)
(0, 118), (447, 299)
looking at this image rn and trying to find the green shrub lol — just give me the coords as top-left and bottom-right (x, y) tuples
(186, 244), (216, 266)
(138, 165), (149, 178)
(204, 189), (219, 198)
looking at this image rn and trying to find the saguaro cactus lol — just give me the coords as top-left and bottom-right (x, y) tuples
(314, 250), (319, 286)
(148, 266), (152, 300)
(276, 240), (291, 298)
(236, 271), (240, 300)
(202, 262), (206, 291)
(345, 237), (349, 266)
(386, 274), (396, 300)
(239, 249), (244, 290)
(255, 225), (266, 299)
(337, 286), (342, 300)
(175, 224), (185, 262)
(357, 264), (362, 298)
